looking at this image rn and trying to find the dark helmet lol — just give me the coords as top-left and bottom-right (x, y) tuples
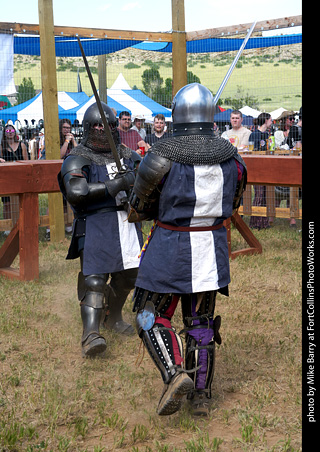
(81, 101), (119, 151)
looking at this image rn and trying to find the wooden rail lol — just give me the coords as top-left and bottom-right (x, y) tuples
(0, 156), (302, 280)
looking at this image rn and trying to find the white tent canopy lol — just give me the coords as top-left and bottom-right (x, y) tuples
(0, 91), (89, 124)
(239, 106), (261, 118)
(62, 73), (172, 123)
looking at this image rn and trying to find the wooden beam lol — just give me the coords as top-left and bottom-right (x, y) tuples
(98, 55), (107, 103)
(243, 155), (302, 186)
(186, 15), (302, 40)
(0, 161), (62, 195)
(19, 193), (39, 280)
(0, 22), (172, 41)
(171, 0), (187, 96)
(38, 0), (65, 242)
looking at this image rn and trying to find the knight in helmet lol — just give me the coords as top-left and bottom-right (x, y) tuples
(128, 83), (247, 415)
(58, 102), (143, 358)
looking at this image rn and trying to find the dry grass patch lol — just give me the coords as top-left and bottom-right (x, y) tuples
(0, 219), (301, 451)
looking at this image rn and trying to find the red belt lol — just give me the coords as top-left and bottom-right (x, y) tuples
(156, 220), (224, 232)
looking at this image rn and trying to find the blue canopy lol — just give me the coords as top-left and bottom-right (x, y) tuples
(13, 33), (302, 56)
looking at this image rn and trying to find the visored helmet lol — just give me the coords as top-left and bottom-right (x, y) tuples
(172, 83), (215, 124)
(81, 101), (119, 151)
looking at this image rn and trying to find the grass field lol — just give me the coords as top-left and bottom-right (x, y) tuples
(0, 218), (302, 451)
(12, 45), (302, 112)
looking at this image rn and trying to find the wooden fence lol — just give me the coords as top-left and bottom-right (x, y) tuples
(0, 155), (302, 281)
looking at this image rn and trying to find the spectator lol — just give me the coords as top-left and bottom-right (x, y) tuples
(221, 110), (251, 149)
(249, 113), (272, 230)
(0, 124), (28, 224)
(131, 115), (146, 140)
(28, 132), (39, 160)
(117, 111), (146, 154)
(288, 107), (302, 149)
(145, 114), (169, 149)
(38, 128), (45, 159)
(60, 118), (77, 159)
(274, 111), (296, 149)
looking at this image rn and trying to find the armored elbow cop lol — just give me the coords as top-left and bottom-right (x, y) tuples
(129, 152), (172, 212)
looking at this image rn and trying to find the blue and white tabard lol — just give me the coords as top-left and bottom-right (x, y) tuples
(135, 157), (239, 293)
(82, 159), (143, 276)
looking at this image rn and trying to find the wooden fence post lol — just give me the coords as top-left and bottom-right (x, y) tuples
(171, 0), (187, 96)
(38, 0), (65, 242)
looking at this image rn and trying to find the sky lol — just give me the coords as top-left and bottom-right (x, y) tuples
(1, 0), (302, 34)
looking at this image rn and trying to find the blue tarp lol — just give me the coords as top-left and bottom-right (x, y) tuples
(14, 36), (143, 57)
(133, 33), (302, 53)
(13, 33), (302, 56)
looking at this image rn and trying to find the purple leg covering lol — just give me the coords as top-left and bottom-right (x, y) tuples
(188, 296), (214, 390)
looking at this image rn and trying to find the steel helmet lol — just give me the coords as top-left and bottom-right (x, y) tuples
(171, 83), (215, 124)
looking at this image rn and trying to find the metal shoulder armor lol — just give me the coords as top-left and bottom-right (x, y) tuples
(129, 151), (172, 220)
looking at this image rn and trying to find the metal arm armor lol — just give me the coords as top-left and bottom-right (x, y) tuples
(129, 151), (172, 213)
(59, 155), (107, 208)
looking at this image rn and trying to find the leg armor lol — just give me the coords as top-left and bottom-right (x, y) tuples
(181, 291), (221, 400)
(78, 268), (107, 357)
(133, 288), (184, 384)
(103, 268), (138, 335)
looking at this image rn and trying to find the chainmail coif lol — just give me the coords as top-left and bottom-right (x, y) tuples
(150, 134), (238, 165)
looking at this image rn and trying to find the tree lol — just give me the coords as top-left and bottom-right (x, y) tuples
(16, 77), (36, 105)
(141, 69), (201, 108)
(141, 68), (163, 99)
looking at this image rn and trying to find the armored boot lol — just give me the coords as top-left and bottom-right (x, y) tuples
(78, 272), (107, 357)
(81, 303), (106, 357)
(102, 269), (137, 336)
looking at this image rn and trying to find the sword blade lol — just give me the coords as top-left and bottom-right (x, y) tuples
(77, 37), (122, 171)
(213, 21), (257, 106)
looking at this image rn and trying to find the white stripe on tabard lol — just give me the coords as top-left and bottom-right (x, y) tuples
(106, 161), (141, 269)
(190, 164), (224, 226)
(190, 165), (224, 292)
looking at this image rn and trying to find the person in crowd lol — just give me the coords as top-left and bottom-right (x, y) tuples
(28, 132), (39, 160)
(288, 107), (302, 149)
(117, 111), (147, 155)
(38, 128), (46, 160)
(131, 115), (146, 140)
(59, 119), (78, 235)
(274, 111), (296, 149)
(0, 124), (28, 222)
(248, 113), (272, 230)
(221, 110), (251, 149)
(128, 83), (247, 416)
(274, 108), (302, 228)
(60, 118), (78, 159)
(58, 102), (143, 358)
(145, 114), (169, 148)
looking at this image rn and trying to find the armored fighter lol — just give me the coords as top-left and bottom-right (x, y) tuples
(58, 102), (143, 358)
(129, 83), (247, 415)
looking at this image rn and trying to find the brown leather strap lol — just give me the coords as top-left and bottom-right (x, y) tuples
(156, 220), (224, 232)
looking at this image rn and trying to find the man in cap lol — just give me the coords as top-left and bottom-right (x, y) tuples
(58, 102), (143, 358)
(131, 115), (146, 141)
(128, 83), (247, 416)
